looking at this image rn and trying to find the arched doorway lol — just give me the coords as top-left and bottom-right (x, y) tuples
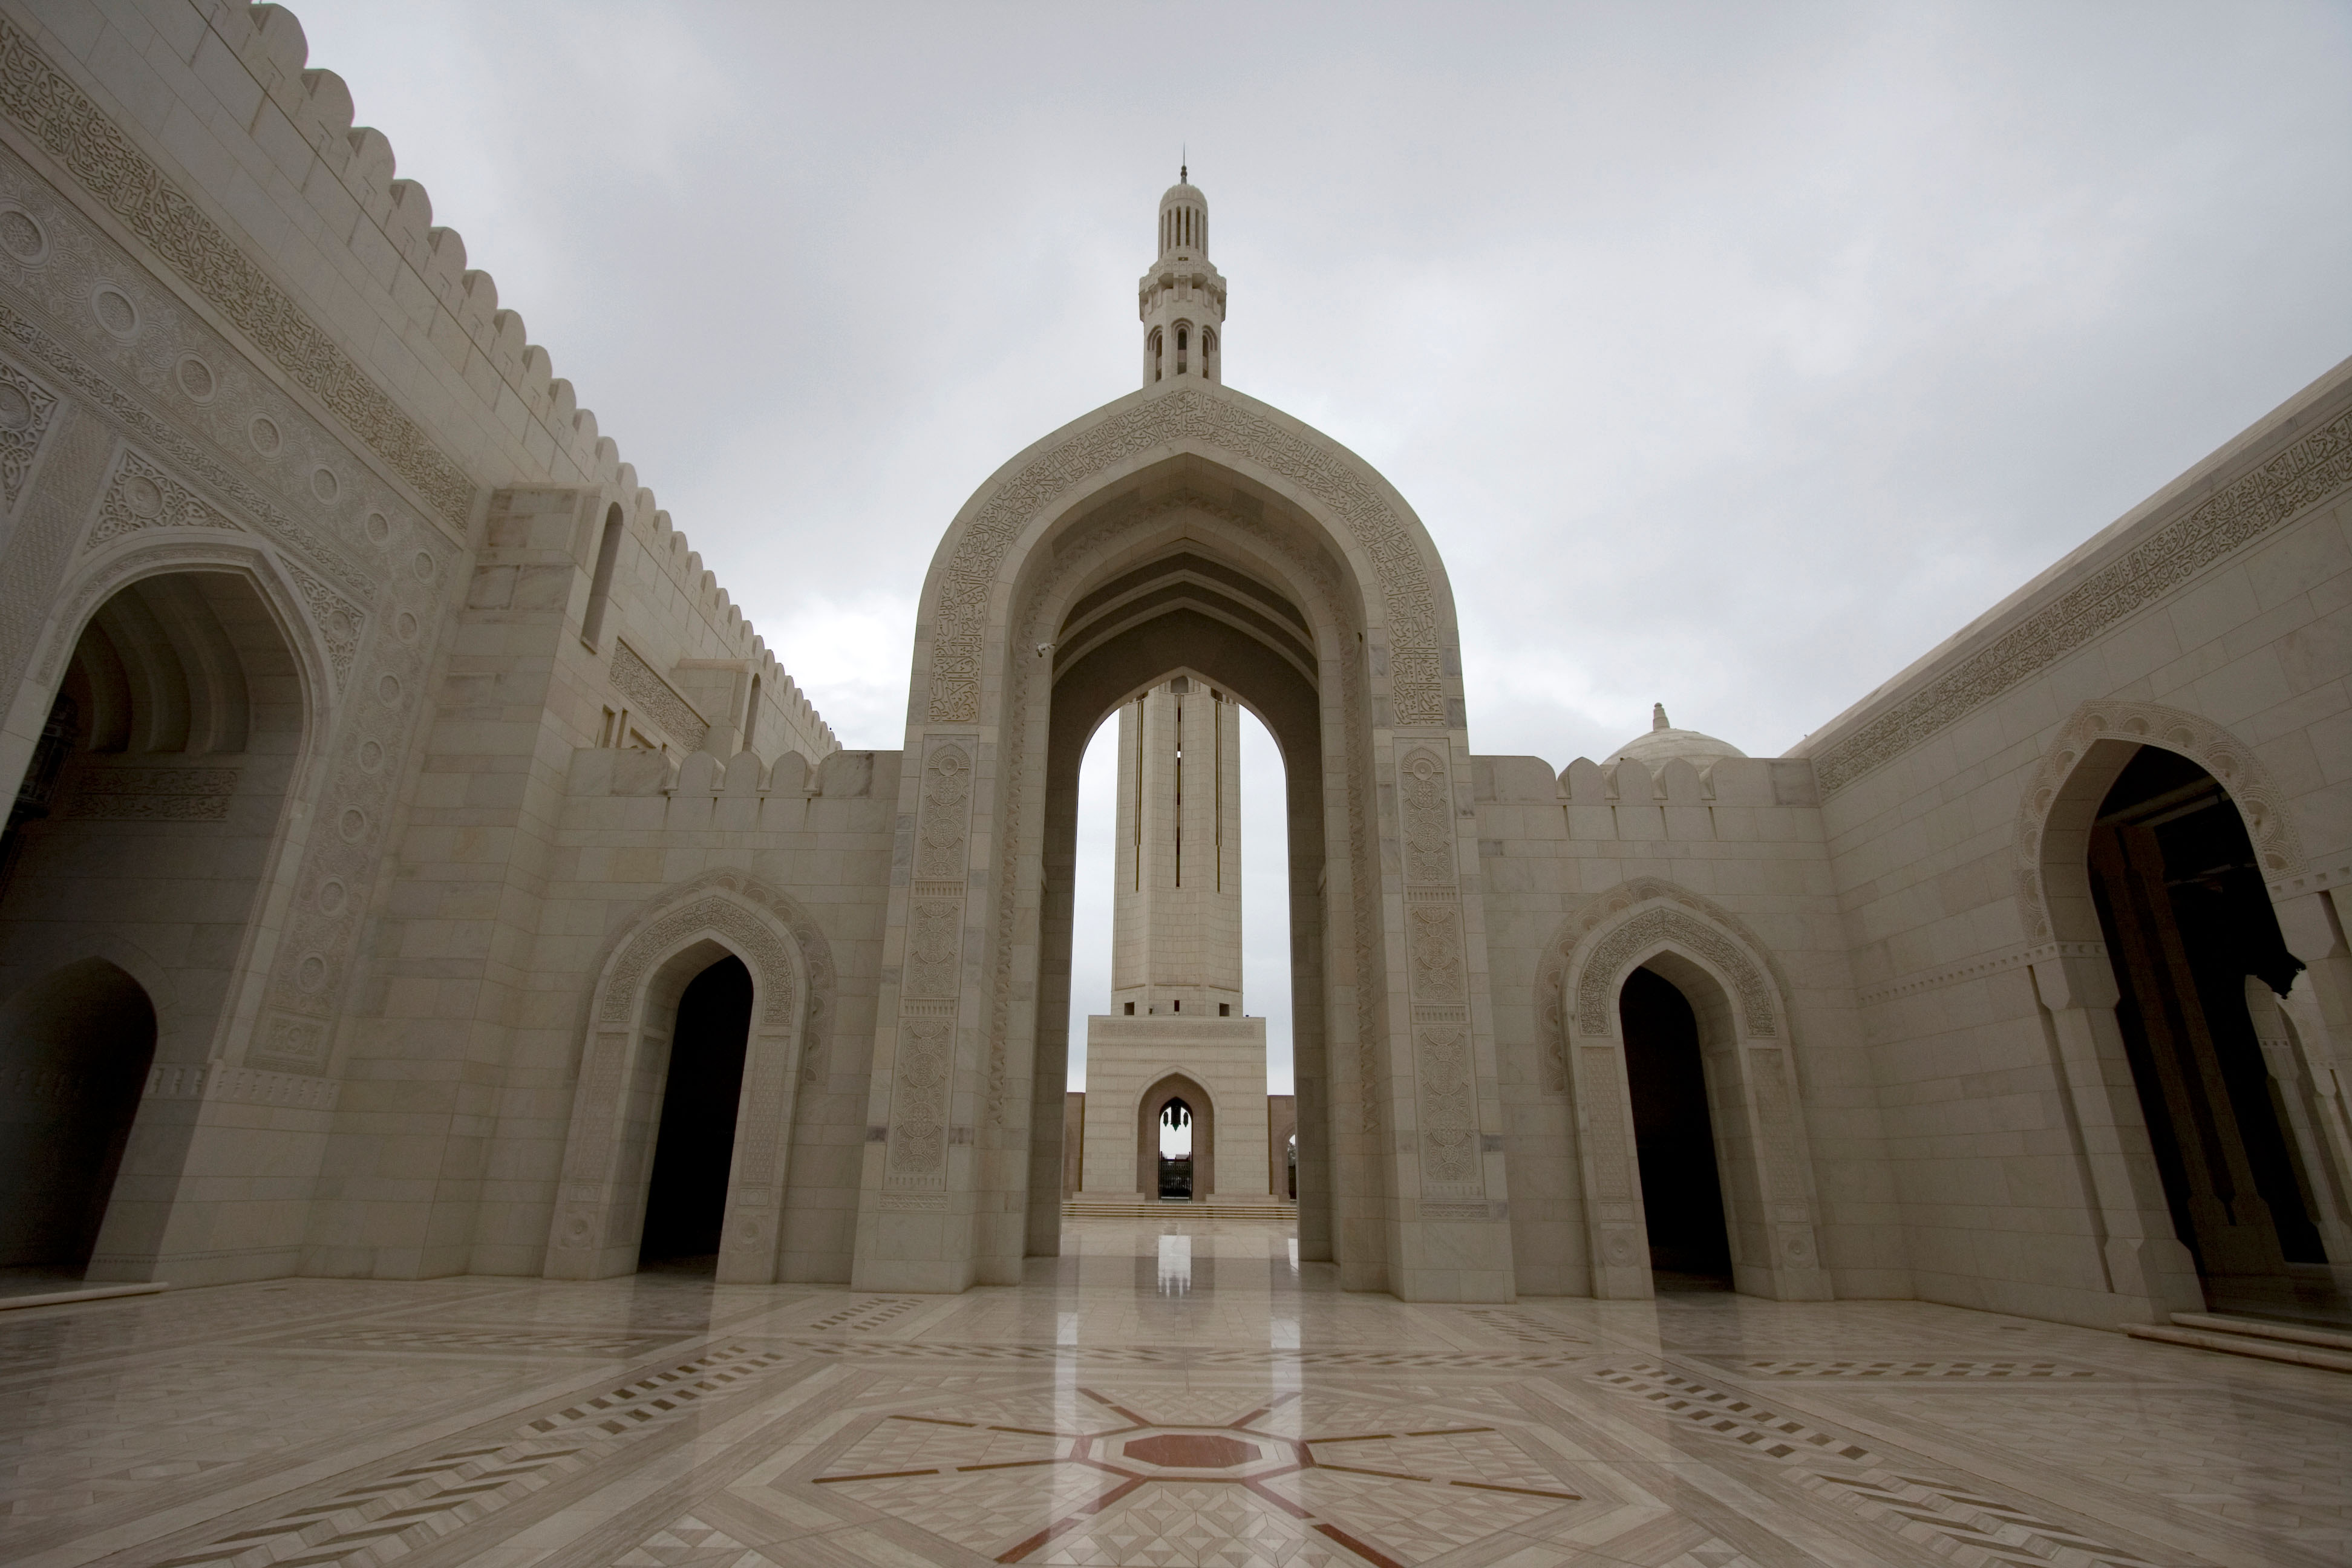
(0, 565), (316, 1281)
(0, 959), (155, 1278)
(2083, 744), (2347, 1316)
(1552, 882), (1830, 1302)
(638, 955), (754, 1269)
(1619, 965), (1733, 1289)
(545, 870), (826, 1285)
(1134, 1073), (1215, 1200)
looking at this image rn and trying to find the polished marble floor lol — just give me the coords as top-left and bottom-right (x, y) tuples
(2, 1220), (2345, 1568)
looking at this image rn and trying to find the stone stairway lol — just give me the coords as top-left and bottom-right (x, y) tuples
(1062, 1200), (1298, 1223)
(2122, 1311), (2352, 1373)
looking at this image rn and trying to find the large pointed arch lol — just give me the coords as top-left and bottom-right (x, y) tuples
(858, 379), (1515, 1302)
(545, 867), (835, 1284)
(2012, 697), (2308, 949)
(1543, 878), (1829, 1302)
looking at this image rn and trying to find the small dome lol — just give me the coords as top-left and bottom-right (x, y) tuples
(1160, 175), (1206, 209)
(1610, 703), (1746, 770)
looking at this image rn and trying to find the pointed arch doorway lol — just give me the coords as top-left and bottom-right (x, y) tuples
(862, 384), (1518, 1302)
(2054, 740), (2351, 1320)
(1135, 1073), (1215, 1200)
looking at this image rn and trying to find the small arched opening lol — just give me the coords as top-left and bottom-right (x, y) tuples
(637, 952), (754, 1270)
(547, 872), (826, 1285)
(1175, 324), (1189, 376)
(1620, 965), (1733, 1289)
(1555, 886), (1828, 1302)
(2077, 744), (2346, 1316)
(1201, 327), (1218, 384)
(0, 959), (156, 1279)
(1135, 1072), (1215, 1200)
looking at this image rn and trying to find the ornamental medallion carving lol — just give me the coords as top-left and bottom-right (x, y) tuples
(86, 446), (238, 549)
(1399, 747), (1455, 886)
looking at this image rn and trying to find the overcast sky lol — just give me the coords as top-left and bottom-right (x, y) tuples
(291, 1), (2352, 1090)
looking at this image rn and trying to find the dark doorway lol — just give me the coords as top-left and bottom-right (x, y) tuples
(638, 956), (752, 1268)
(1621, 965), (1733, 1287)
(2087, 746), (2329, 1315)
(0, 959), (157, 1276)
(1158, 1098), (1194, 1198)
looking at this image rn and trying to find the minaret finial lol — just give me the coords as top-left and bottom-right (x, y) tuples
(1181, 144), (1187, 183)
(1653, 702), (1670, 731)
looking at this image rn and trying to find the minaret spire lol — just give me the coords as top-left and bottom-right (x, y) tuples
(1138, 169), (1227, 388)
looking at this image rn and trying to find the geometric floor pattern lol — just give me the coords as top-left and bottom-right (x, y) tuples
(2, 1220), (2345, 1567)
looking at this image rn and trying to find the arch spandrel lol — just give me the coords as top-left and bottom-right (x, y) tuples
(1536, 877), (1793, 1091)
(547, 869), (835, 1285)
(911, 382), (1463, 730)
(2013, 698), (2310, 947)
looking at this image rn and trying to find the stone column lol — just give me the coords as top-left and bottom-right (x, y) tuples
(2244, 977), (2352, 1263)
(2030, 952), (2204, 1318)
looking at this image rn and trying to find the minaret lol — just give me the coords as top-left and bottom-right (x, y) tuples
(1139, 166), (1227, 388)
(1111, 677), (1243, 1018)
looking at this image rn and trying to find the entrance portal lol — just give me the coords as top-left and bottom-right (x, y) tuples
(638, 956), (753, 1267)
(0, 959), (156, 1274)
(2085, 745), (2342, 1316)
(1620, 965), (1733, 1287)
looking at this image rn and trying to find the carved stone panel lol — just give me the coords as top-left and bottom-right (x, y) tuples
(890, 1018), (952, 1178)
(1815, 402), (2352, 795)
(1410, 904), (1466, 1003)
(904, 900), (962, 1000)
(0, 353), (57, 509)
(1398, 747), (1455, 887)
(1415, 1027), (1478, 1186)
(913, 739), (975, 882)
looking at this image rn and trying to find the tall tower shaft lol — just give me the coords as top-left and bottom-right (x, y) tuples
(1111, 677), (1242, 1016)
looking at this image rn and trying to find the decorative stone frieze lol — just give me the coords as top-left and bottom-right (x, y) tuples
(1815, 403), (2352, 795)
(610, 640), (709, 752)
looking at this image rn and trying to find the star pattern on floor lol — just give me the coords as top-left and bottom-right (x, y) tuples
(806, 1382), (1583, 1565)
